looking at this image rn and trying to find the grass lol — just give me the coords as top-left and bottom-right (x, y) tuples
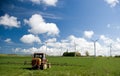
(0, 55), (120, 76)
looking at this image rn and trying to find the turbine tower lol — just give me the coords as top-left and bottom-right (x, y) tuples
(74, 40), (77, 52)
(92, 39), (99, 57)
(109, 43), (112, 57)
(45, 41), (48, 53)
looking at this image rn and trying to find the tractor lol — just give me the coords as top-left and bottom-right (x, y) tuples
(31, 53), (51, 70)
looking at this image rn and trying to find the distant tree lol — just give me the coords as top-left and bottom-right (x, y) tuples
(115, 55), (120, 58)
(85, 51), (89, 56)
(63, 52), (75, 56)
(98, 55), (103, 57)
(63, 52), (81, 57)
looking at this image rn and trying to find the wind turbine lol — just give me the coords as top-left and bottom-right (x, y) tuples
(45, 41), (48, 54)
(92, 39), (99, 57)
(109, 43), (112, 57)
(74, 40), (77, 52)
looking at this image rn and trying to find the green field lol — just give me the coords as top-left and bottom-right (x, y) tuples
(0, 55), (120, 76)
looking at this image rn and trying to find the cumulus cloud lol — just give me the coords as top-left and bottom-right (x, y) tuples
(4, 38), (12, 43)
(106, 24), (120, 30)
(42, 0), (58, 6)
(0, 14), (20, 28)
(12, 35), (97, 56)
(13, 46), (61, 56)
(24, 14), (59, 36)
(46, 38), (57, 43)
(107, 24), (111, 28)
(100, 35), (120, 56)
(30, 0), (58, 6)
(13, 34), (120, 56)
(20, 34), (41, 44)
(100, 35), (113, 45)
(104, 0), (119, 7)
(13, 35), (100, 56)
(30, 0), (41, 4)
(84, 30), (94, 38)
(116, 38), (120, 42)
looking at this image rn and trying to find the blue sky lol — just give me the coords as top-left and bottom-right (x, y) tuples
(0, 0), (120, 56)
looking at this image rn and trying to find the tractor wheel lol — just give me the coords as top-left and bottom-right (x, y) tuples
(47, 63), (51, 68)
(41, 63), (47, 70)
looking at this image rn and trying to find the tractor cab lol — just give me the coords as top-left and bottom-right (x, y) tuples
(34, 53), (46, 59)
(32, 53), (51, 70)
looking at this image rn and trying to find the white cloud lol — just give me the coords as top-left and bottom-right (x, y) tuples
(24, 14), (59, 36)
(46, 38), (57, 43)
(107, 24), (111, 28)
(42, 0), (58, 6)
(84, 30), (94, 38)
(13, 35), (99, 56)
(106, 24), (120, 30)
(13, 35), (120, 56)
(20, 34), (41, 44)
(104, 0), (119, 7)
(116, 38), (120, 42)
(30, 0), (41, 4)
(0, 14), (20, 28)
(13, 48), (22, 53)
(100, 35), (113, 45)
(4, 38), (12, 43)
(30, 0), (58, 6)
(13, 46), (62, 56)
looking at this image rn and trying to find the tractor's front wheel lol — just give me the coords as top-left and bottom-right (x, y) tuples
(47, 63), (51, 68)
(41, 63), (47, 70)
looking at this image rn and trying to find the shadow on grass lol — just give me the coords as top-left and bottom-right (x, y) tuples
(23, 67), (43, 70)
(23, 67), (33, 70)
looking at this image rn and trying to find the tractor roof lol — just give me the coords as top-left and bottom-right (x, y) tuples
(34, 53), (45, 55)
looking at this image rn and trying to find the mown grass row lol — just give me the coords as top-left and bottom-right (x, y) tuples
(0, 55), (120, 76)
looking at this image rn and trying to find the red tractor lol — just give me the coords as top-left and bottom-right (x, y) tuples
(31, 53), (51, 70)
